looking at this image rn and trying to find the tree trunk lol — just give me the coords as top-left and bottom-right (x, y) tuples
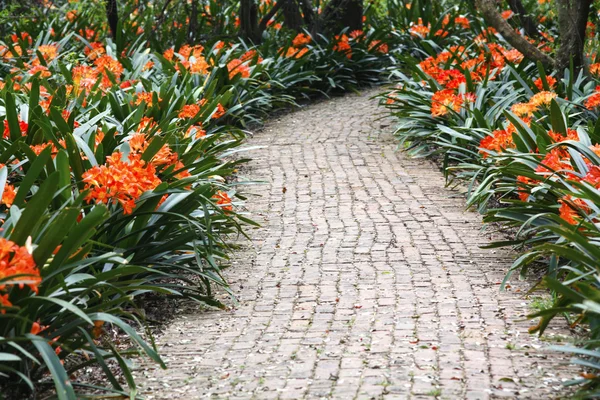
(555, 0), (592, 72)
(105, 0), (119, 40)
(507, 0), (539, 38)
(240, 0), (261, 43)
(188, 0), (198, 43)
(299, 0), (314, 28)
(322, 0), (363, 34)
(283, 0), (304, 32)
(475, 0), (554, 67)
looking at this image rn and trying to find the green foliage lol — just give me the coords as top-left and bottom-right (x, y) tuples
(0, 0), (397, 398)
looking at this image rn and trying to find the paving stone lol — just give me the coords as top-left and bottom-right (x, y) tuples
(135, 89), (579, 399)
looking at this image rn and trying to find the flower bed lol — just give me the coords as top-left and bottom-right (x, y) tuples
(0, 0), (393, 397)
(383, 1), (600, 395)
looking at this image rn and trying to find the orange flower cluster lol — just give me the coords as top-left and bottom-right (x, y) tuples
(179, 104), (201, 119)
(559, 196), (591, 225)
(590, 63), (600, 77)
(163, 45), (209, 75)
(32, 44), (59, 66)
(84, 42), (106, 60)
(333, 34), (352, 58)
(227, 59), (251, 80)
(198, 99), (227, 119)
(410, 18), (430, 38)
(430, 89), (474, 117)
(420, 43), (521, 89)
(134, 92), (159, 107)
(213, 190), (233, 212)
(534, 76), (557, 91)
(292, 33), (311, 48)
(434, 15), (471, 37)
(240, 49), (263, 64)
(479, 129), (515, 157)
(82, 151), (162, 214)
(28, 65), (51, 78)
(128, 133), (191, 180)
(0, 238), (40, 314)
(512, 132), (600, 224)
(3, 119), (28, 139)
(585, 86), (600, 109)
(369, 40), (388, 54)
(283, 47), (309, 59)
(68, 55), (125, 94)
(1, 184), (16, 207)
(508, 90), (557, 119)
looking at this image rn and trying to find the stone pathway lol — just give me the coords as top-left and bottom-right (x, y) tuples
(136, 89), (578, 399)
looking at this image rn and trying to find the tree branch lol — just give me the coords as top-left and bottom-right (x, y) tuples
(475, 0), (554, 68)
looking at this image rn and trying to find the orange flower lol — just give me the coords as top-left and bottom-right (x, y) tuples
(240, 49), (263, 64)
(82, 151), (162, 214)
(586, 86), (600, 109)
(534, 76), (557, 91)
(590, 63), (600, 77)
(213, 190), (233, 212)
(369, 40), (388, 54)
(349, 30), (363, 40)
(516, 175), (538, 201)
(134, 92), (156, 106)
(31, 321), (48, 335)
(535, 148), (571, 175)
(284, 47), (309, 59)
(92, 320), (104, 338)
(292, 33), (312, 48)
(430, 89), (463, 117)
(510, 102), (537, 117)
(0, 238), (40, 297)
(479, 129), (515, 157)
(163, 48), (174, 61)
(0, 293), (11, 314)
(187, 125), (206, 139)
(213, 103), (226, 119)
(188, 56), (210, 74)
(559, 196), (590, 225)
(333, 34), (352, 58)
(84, 42), (105, 60)
(66, 10), (77, 22)
(3, 119), (28, 139)
(227, 59), (251, 80)
(1, 184), (16, 207)
(28, 65), (51, 78)
(409, 18), (430, 38)
(529, 91), (557, 107)
(454, 16), (470, 29)
(72, 65), (99, 93)
(548, 128), (579, 143)
(179, 104), (201, 119)
(33, 44), (59, 65)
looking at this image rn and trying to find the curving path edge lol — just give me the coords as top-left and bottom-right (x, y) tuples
(135, 89), (578, 400)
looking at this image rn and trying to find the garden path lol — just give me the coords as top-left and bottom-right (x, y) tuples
(135, 89), (578, 399)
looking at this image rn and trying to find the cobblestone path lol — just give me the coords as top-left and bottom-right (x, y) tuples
(136, 89), (578, 399)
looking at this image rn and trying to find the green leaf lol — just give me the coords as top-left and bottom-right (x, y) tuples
(5, 92), (22, 141)
(10, 172), (59, 246)
(12, 145), (53, 207)
(26, 334), (77, 400)
(550, 99), (567, 135)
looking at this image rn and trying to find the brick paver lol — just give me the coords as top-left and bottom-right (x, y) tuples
(135, 89), (579, 399)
